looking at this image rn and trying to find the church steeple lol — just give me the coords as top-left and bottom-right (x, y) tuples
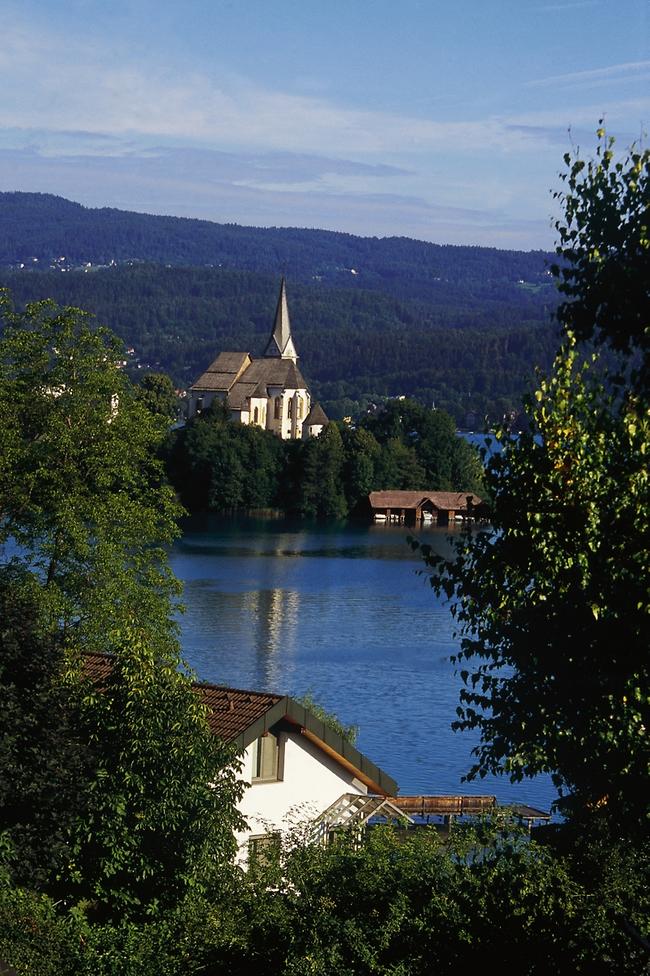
(264, 277), (298, 363)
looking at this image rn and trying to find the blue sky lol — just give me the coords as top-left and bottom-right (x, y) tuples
(1, 0), (648, 249)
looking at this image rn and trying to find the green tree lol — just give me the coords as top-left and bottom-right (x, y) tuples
(0, 568), (91, 893)
(340, 426), (380, 512)
(551, 124), (650, 381)
(413, 135), (650, 837)
(297, 424), (348, 519)
(136, 371), (181, 422)
(65, 633), (245, 916)
(0, 293), (245, 917)
(374, 437), (426, 490)
(0, 293), (182, 656)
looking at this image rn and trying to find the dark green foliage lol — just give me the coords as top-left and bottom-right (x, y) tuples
(0, 291), (184, 657)
(413, 134), (650, 840)
(295, 424), (348, 519)
(3, 825), (647, 975)
(0, 570), (90, 893)
(163, 400), (484, 519)
(340, 426), (381, 511)
(0, 292), (245, 919)
(135, 371), (181, 422)
(362, 398), (485, 494)
(165, 407), (286, 512)
(63, 635), (245, 916)
(551, 127), (650, 380)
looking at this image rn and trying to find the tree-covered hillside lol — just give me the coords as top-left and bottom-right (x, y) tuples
(0, 192), (555, 301)
(0, 192), (561, 424)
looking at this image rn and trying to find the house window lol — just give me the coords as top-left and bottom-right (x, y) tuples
(252, 731), (283, 782)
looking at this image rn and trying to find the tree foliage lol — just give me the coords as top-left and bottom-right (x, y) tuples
(164, 399), (484, 520)
(413, 134), (650, 838)
(2, 821), (648, 975)
(0, 292), (245, 918)
(0, 568), (91, 893)
(0, 291), (183, 656)
(551, 125), (650, 377)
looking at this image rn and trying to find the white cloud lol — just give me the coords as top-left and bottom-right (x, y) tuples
(527, 61), (650, 90)
(0, 24), (581, 159)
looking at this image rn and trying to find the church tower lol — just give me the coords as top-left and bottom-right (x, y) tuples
(263, 277), (298, 363)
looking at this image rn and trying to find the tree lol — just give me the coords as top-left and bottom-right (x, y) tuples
(296, 424), (348, 519)
(0, 293), (183, 657)
(136, 371), (181, 422)
(413, 135), (650, 838)
(64, 633), (245, 916)
(0, 293), (245, 916)
(550, 124), (650, 383)
(341, 426), (381, 512)
(0, 567), (91, 893)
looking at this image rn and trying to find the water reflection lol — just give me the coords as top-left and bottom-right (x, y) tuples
(170, 515), (558, 813)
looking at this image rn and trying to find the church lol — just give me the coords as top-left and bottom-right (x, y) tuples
(187, 278), (328, 440)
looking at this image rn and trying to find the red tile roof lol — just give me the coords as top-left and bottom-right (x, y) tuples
(82, 652), (283, 741)
(80, 652), (398, 796)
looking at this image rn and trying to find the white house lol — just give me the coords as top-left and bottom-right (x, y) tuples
(197, 681), (399, 862)
(187, 278), (329, 441)
(83, 652), (400, 864)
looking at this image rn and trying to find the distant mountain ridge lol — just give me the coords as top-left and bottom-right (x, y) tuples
(0, 192), (561, 425)
(0, 192), (555, 303)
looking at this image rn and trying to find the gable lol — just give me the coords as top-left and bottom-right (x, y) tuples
(81, 653), (397, 796)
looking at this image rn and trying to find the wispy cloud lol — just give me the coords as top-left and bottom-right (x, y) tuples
(534, 2), (602, 11)
(0, 145), (552, 248)
(0, 24), (577, 159)
(527, 61), (650, 91)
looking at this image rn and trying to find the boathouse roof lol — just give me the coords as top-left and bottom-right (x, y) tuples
(368, 490), (482, 511)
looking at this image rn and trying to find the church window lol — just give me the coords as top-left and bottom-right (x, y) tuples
(297, 398), (303, 419)
(288, 399), (293, 419)
(274, 397), (282, 420)
(253, 406), (259, 424)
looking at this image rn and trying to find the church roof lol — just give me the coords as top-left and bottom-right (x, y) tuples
(304, 402), (329, 427)
(263, 277), (298, 361)
(227, 358), (309, 409)
(191, 351), (251, 393)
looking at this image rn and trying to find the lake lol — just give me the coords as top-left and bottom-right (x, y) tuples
(170, 514), (558, 815)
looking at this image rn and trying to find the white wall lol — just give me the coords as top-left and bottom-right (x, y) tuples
(235, 731), (366, 860)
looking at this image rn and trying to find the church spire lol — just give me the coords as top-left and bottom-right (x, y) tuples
(264, 277), (298, 363)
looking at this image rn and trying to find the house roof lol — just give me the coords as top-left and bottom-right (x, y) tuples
(81, 652), (397, 796)
(368, 490), (482, 511)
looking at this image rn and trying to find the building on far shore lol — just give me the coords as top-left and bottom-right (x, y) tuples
(187, 278), (328, 441)
(367, 490), (486, 525)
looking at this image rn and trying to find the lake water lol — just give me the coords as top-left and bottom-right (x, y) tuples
(170, 514), (558, 815)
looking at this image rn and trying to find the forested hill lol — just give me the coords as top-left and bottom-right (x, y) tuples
(1, 192), (555, 304)
(0, 192), (561, 425)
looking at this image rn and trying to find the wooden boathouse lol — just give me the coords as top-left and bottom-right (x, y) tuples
(368, 490), (484, 526)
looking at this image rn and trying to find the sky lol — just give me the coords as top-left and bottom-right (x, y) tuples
(1, 0), (648, 250)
